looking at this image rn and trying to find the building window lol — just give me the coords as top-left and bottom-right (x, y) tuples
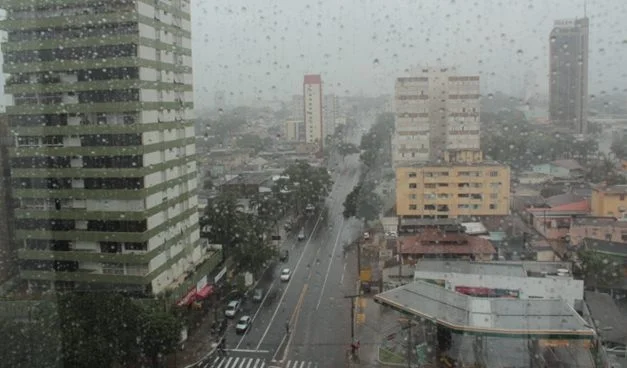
(490, 193), (498, 199)
(620, 195), (625, 201)
(409, 204), (417, 210)
(489, 171), (499, 177)
(409, 183), (417, 189)
(424, 205), (436, 210)
(489, 204), (497, 209)
(437, 183), (448, 187)
(425, 183), (436, 189)
(408, 172), (417, 178)
(409, 194), (417, 200)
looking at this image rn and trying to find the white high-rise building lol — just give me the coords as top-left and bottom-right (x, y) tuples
(303, 75), (323, 151)
(0, 0), (212, 296)
(393, 68), (480, 166)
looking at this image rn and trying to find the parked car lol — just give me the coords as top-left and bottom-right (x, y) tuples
(305, 203), (315, 212)
(252, 288), (264, 302)
(386, 231), (398, 238)
(363, 232), (370, 240)
(280, 268), (291, 281)
(224, 300), (240, 318)
(235, 316), (252, 334)
(279, 249), (289, 262)
(297, 229), (305, 241)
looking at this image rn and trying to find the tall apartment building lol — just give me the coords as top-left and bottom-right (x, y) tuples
(0, 0), (206, 295)
(393, 68), (480, 166)
(283, 120), (304, 142)
(303, 74), (323, 151)
(0, 114), (16, 284)
(323, 94), (338, 137)
(290, 94), (304, 121)
(549, 18), (589, 135)
(395, 150), (510, 219)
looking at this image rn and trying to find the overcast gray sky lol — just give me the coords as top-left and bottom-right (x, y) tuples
(192, 0), (627, 107)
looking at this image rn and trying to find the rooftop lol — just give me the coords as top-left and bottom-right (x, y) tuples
(584, 291), (627, 345)
(551, 159), (584, 171)
(414, 259), (572, 277)
(398, 230), (496, 256)
(572, 216), (627, 227)
(374, 281), (595, 338)
(594, 184), (627, 194)
(397, 160), (507, 169)
(222, 173), (272, 186)
(583, 237), (627, 256)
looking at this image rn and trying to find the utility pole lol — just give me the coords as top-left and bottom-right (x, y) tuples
(406, 322), (412, 368)
(344, 293), (362, 342)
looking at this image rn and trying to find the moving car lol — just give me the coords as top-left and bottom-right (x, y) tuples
(235, 316), (252, 334)
(279, 249), (289, 262)
(280, 268), (291, 281)
(305, 203), (315, 212)
(252, 288), (264, 302)
(363, 232), (370, 240)
(297, 229), (305, 241)
(224, 300), (240, 318)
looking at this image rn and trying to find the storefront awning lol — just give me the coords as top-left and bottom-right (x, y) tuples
(196, 284), (214, 299)
(176, 288), (197, 307)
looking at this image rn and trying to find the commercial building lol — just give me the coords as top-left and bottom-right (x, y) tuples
(395, 153), (511, 218)
(392, 68), (480, 166)
(591, 184), (627, 219)
(303, 74), (323, 151)
(397, 229), (496, 261)
(549, 18), (589, 135)
(412, 259), (583, 307)
(0, 0), (210, 295)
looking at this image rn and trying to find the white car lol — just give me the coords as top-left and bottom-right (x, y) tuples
(386, 231), (398, 238)
(297, 229), (305, 241)
(235, 316), (252, 334)
(280, 268), (291, 281)
(224, 300), (240, 318)
(363, 232), (370, 240)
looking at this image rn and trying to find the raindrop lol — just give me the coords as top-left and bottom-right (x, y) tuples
(516, 49), (523, 55)
(373, 58), (380, 65)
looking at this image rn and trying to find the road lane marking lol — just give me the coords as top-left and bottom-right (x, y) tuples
(255, 213), (323, 350)
(340, 262), (347, 284)
(316, 216), (345, 310)
(224, 349), (270, 353)
(272, 283), (308, 362)
(235, 281), (275, 349)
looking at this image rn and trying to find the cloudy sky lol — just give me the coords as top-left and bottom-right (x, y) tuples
(192, 0), (627, 107)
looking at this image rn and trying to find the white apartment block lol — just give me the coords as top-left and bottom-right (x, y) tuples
(393, 68), (481, 166)
(303, 75), (323, 151)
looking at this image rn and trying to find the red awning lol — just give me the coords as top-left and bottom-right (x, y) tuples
(195, 284), (214, 299)
(176, 288), (197, 307)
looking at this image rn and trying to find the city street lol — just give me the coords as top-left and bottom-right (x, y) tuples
(194, 156), (365, 367)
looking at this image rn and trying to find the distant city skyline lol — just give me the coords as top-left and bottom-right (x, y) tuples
(191, 0), (626, 107)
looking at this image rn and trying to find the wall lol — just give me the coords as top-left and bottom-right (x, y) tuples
(396, 164), (511, 217)
(569, 223), (627, 246)
(591, 189), (627, 218)
(414, 271), (583, 307)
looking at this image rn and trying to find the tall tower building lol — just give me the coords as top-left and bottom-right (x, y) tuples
(303, 75), (323, 151)
(393, 68), (480, 166)
(549, 18), (589, 135)
(323, 94), (338, 137)
(0, 0), (204, 295)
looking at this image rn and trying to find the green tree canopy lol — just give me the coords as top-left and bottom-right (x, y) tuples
(611, 136), (627, 159)
(343, 181), (383, 225)
(577, 249), (623, 288)
(280, 161), (333, 215)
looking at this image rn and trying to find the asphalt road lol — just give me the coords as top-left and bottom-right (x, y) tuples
(197, 114), (376, 368)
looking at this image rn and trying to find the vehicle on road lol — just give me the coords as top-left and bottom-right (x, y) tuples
(363, 232), (370, 240)
(284, 221), (292, 231)
(305, 203), (315, 212)
(297, 228), (305, 241)
(280, 268), (291, 281)
(386, 231), (397, 238)
(224, 300), (240, 318)
(235, 316), (252, 334)
(252, 288), (264, 302)
(279, 249), (289, 262)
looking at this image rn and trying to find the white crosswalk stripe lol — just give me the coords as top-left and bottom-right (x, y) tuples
(208, 356), (267, 368)
(284, 360), (318, 368)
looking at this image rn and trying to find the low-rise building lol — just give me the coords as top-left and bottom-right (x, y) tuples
(591, 184), (627, 219)
(531, 159), (585, 180)
(569, 216), (627, 246)
(525, 193), (590, 240)
(395, 160), (511, 218)
(397, 229), (496, 262)
(412, 259), (583, 307)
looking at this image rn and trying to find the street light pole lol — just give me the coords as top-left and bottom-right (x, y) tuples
(344, 293), (362, 343)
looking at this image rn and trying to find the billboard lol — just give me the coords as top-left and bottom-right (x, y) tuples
(455, 286), (519, 298)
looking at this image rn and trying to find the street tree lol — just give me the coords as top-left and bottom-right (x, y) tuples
(337, 142), (360, 161)
(228, 214), (277, 276)
(577, 249), (623, 288)
(610, 136), (627, 159)
(281, 161), (333, 215)
(200, 192), (244, 260)
(343, 181), (383, 227)
(139, 310), (182, 368)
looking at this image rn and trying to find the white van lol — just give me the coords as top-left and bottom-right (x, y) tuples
(297, 228), (305, 241)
